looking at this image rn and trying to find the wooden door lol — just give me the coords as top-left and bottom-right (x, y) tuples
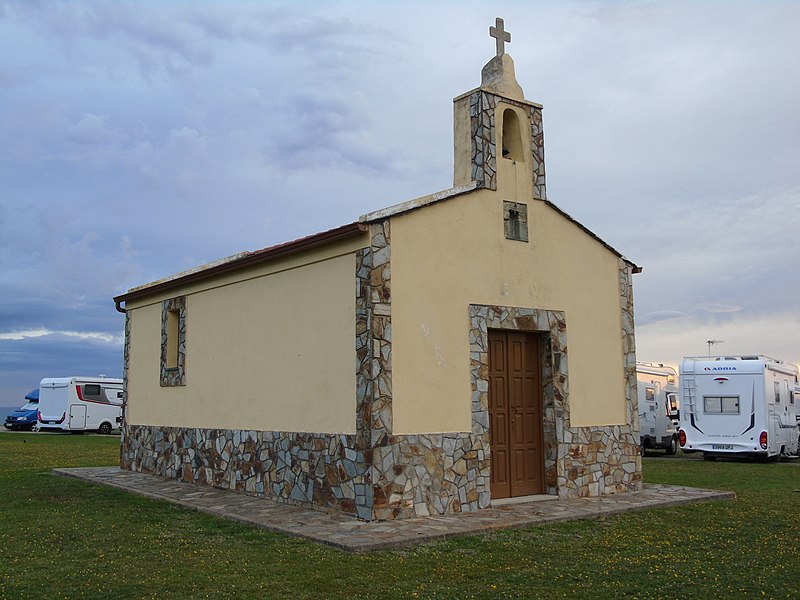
(488, 330), (545, 498)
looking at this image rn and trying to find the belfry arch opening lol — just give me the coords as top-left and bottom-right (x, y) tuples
(501, 108), (524, 161)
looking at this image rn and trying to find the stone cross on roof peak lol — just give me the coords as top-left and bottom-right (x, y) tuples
(489, 17), (510, 56)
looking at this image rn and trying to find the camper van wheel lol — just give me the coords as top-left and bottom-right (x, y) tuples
(98, 422), (112, 435)
(666, 435), (678, 455)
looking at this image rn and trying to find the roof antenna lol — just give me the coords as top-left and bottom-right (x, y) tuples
(706, 339), (723, 357)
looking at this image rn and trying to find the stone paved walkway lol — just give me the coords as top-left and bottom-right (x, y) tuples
(53, 467), (734, 553)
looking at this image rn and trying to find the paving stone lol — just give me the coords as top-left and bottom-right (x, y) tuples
(53, 466), (734, 553)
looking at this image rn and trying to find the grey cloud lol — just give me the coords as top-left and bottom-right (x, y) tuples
(271, 91), (395, 174)
(696, 303), (742, 315)
(5, 1), (215, 74)
(65, 113), (122, 146)
(637, 311), (691, 326)
(0, 286), (123, 335)
(4, 1), (392, 82)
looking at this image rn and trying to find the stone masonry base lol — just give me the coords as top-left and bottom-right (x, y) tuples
(121, 421), (638, 520)
(121, 425), (492, 520)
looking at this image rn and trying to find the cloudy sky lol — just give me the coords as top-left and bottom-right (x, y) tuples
(1, 0), (798, 406)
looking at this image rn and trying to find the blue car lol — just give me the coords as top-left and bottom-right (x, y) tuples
(4, 389), (39, 431)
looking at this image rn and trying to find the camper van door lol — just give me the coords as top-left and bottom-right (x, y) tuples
(69, 404), (87, 430)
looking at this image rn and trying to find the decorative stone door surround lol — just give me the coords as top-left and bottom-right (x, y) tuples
(469, 304), (566, 496)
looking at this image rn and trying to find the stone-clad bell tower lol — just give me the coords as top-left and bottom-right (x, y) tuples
(453, 18), (546, 202)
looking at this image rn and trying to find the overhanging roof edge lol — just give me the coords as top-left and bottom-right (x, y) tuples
(114, 221), (366, 306)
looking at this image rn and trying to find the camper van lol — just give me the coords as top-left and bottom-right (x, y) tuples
(678, 356), (799, 460)
(637, 362), (680, 454)
(37, 377), (123, 434)
(796, 383), (800, 426)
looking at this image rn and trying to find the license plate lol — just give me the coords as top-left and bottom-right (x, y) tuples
(712, 444), (733, 450)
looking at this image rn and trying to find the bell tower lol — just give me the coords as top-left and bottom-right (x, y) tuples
(453, 18), (546, 201)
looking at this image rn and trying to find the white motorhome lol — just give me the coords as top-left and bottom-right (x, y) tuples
(679, 356), (799, 460)
(637, 362), (680, 454)
(37, 376), (123, 434)
(796, 383), (800, 426)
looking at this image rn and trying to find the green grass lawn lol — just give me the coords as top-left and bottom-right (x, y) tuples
(1, 434), (798, 599)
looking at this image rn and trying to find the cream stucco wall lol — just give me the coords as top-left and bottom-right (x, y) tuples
(453, 94), (472, 187)
(390, 184), (627, 433)
(126, 239), (365, 433)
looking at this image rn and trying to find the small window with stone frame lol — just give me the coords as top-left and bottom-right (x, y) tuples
(160, 296), (186, 387)
(503, 201), (528, 242)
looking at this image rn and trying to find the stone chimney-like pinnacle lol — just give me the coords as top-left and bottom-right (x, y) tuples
(481, 17), (524, 101)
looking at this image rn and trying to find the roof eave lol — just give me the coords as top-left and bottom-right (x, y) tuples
(359, 182), (480, 224)
(542, 199), (642, 273)
(114, 221), (367, 308)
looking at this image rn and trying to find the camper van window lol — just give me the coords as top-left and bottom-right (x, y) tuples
(666, 393), (679, 415)
(81, 384), (113, 404)
(774, 382), (780, 403)
(83, 385), (102, 402)
(645, 387), (655, 411)
(704, 396), (739, 415)
(108, 389), (123, 406)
